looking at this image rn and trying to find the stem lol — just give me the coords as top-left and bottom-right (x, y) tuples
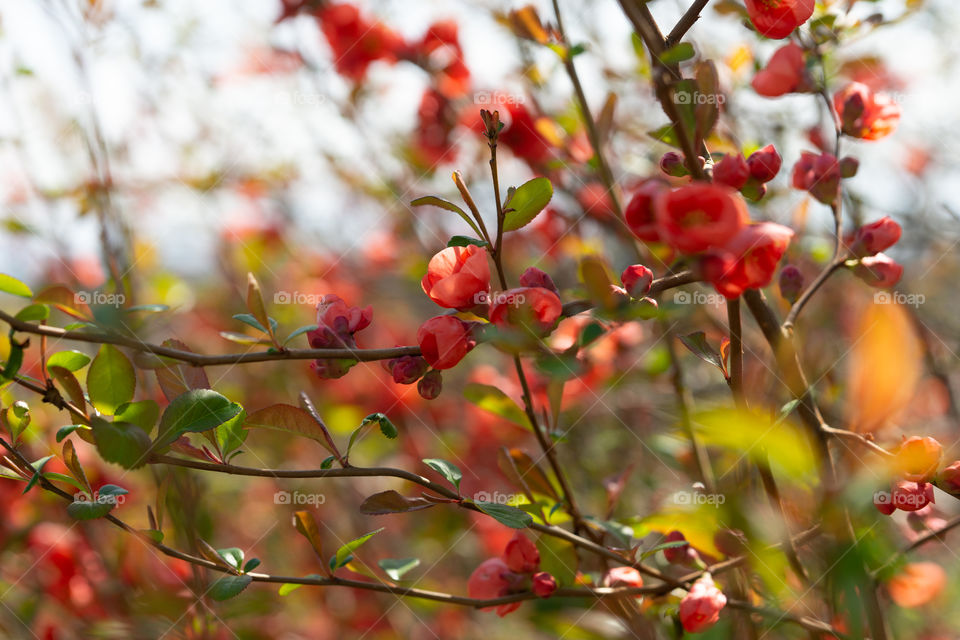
(782, 258), (846, 332)
(665, 0), (711, 47)
(726, 298), (745, 408)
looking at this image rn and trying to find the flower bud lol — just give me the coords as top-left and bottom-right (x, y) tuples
(660, 151), (688, 177)
(679, 573), (727, 633)
(713, 153), (750, 190)
(532, 571), (558, 598)
(417, 370), (443, 400)
(778, 265), (804, 303)
(663, 530), (694, 564)
(853, 253), (903, 288)
(891, 479), (934, 512)
(387, 355), (430, 384)
(503, 531), (540, 573)
(620, 264), (654, 298)
(839, 156), (859, 178)
(746, 144), (782, 183)
(938, 460), (960, 494)
(601, 566), (644, 590)
(849, 216), (902, 257)
(519, 267), (559, 295)
(893, 436), (942, 483)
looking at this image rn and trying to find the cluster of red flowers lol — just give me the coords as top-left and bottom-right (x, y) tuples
(307, 294), (373, 379)
(467, 531), (558, 616)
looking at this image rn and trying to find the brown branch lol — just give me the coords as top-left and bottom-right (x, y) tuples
(665, 0), (711, 48)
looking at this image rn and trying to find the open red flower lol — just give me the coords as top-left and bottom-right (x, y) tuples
(417, 20), (471, 99)
(625, 180), (667, 242)
(498, 102), (553, 166)
(307, 294), (372, 349)
(490, 287), (562, 337)
(417, 316), (476, 369)
(679, 574), (727, 633)
(468, 558), (521, 616)
(834, 83), (901, 141)
(654, 184), (749, 254)
(745, 0), (815, 40)
(316, 3), (405, 81)
(503, 531), (540, 573)
(702, 223), (795, 299)
(421, 245), (490, 310)
(752, 43), (812, 97)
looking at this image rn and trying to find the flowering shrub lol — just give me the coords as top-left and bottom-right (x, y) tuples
(0, 0), (957, 638)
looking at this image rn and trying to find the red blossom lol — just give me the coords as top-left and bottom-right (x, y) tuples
(791, 151), (841, 205)
(467, 558), (521, 616)
(490, 287), (562, 337)
(497, 102), (553, 166)
(625, 180), (667, 243)
(744, 0), (815, 40)
(854, 253), (903, 288)
(316, 3), (406, 81)
(679, 573), (727, 633)
(503, 531), (540, 573)
(713, 153), (750, 190)
(834, 82), (901, 141)
(654, 183), (750, 254)
(752, 43), (812, 97)
(421, 245), (491, 310)
(417, 316), (476, 370)
(701, 223), (794, 299)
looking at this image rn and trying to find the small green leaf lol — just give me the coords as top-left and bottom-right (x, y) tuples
(473, 501), (533, 529)
(23, 455), (54, 494)
(422, 458), (462, 490)
(56, 424), (84, 442)
(47, 350), (92, 372)
(233, 313), (268, 333)
(463, 383), (528, 429)
(209, 574), (252, 601)
(243, 558), (261, 573)
(5, 401), (30, 440)
(378, 557), (420, 581)
(640, 539), (691, 561)
(320, 456), (335, 469)
(87, 344), (136, 415)
(278, 574), (323, 596)
(410, 196), (482, 237)
(215, 408), (248, 458)
(447, 236), (489, 248)
(0, 273), (32, 298)
(660, 42), (695, 65)
(67, 499), (114, 520)
(14, 303), (49, 322)
(92, 418), (152, 469)
(41, 472), (86, 492)
(333, 528), (384, 570)
(155, 389), (243, 448)
(347, 413), (398, 457)
(218, 548), (244, 571)
(219, 331), (271, 345)
(503, 177), (553, 231)
(284, 324), (318, 346)
(678, 331), (726, 375)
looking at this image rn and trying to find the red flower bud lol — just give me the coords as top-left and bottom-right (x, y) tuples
(778, 265), (805, 303)
(468, 558), (521, 616)
(503, 531), (540, 573)
(385, 355), (429, 385)
(849, 216), (902, 257)
(519, 267), (559, 295)
(713, 153), (750, 190)
(891, 479), (934, 512)
(621, 264), (654, 298)
(938, 461), (960, 494)
(752, 43), (812, 97)
(531, 571), (557, 598)
(853, 253), (903, 288)
(839, 156), (860, 178)
(660, 151), (688, 177)
(679, 573), (727, 633)
(747, 144), (782, 183)
(417, 316), (476, 369)
(893, 436), (943, 483)
(663, 530), (694, 564)
(792, 151), (840, 205)
(490, 287), (562, 338)
(744, 0), (814, 39)
(601, 566), (644, 591)
(654, 184), (750, 254)
(417, 370), (443, 400)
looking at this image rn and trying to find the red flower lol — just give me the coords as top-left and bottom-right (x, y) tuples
(417, 20), (471, 99)
(519, 267), (559, 295)
(853, 253), (903, 288)
(383, 355), (429, 384)
(747, 144), (782, 183)
(498, 103), (552, 166)
(834, 83), (901, 141)
(893, 436), (942, 483)
(414, 88), (458, 167)
(655, 184), (750, 254)
(621, 264), (654, 298)
(702, 223), (795, 299)
(679, 574), (727, 633)
(939, 461), (960, 494)
(891, 480), (934, 512)
(532, 571), (558, 598)
(752, 43), (811, 96)
(625, 180), (667, 243)
(744, 0), (815, 40)
(421, 245), (490, 310)
(663, 531), (695, 564)
(417, 316), (476, 369)
(503, 531), (540, 573)
(791, 151), (841, 205)
(490, 287), (562, 337)
(602, 566), (644, 591)
(307, 294), (372, 349)
(874, 491), (896, 516)
(713, 153), (750, 190)
(316, 3), (405, 81)
(467, 558), (521, 616)
(779, 265), (804, 302)
(848, 216), (902, 257)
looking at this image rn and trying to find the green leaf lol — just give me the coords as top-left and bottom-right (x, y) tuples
(473, 501), (533, 529)
(4, 401), (30, 440)
(503, 177), (553, 231)
(246, 273), (276, 344)
(155, 389), (243, 448)
(67, 499), (114, 520)
(283, 324), (318, 346)
(232, 313), (268, 333)
(1, 342), (24, 382)
(96, 484), (129, 503)
(14, 303), (49, 322)
(243, 558), (261, 573)
(23, 455), (54, 494)
(0, 273), (32, 298)
(114, 400), (160, 433)
(463, 383), (528, 429)
(87, 344), (136, 415)
(215, 408), (248, 458)
(278, 575), (323, 596)
(578, 322), (606, 348)
(55, 424), (84, 442)
(47, 350), (91, 372)
(209, 574), (252, 601)
(333, 529), (384, 570)
(92, 418), (152, 469)
(244, 404), (336, 454)
(346, 413), (397, 457)
(422, 458), (462, 490)
(378, 557), (420, 581)
(647, 123), (681, 148)
(410, 196), (482, 238)
(41, 472), (86, 492)
(678, 331), (726, 375)
(659, 42), (695, 65)
(447, 236), (489, 248)
(218, 548), (244, 571)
